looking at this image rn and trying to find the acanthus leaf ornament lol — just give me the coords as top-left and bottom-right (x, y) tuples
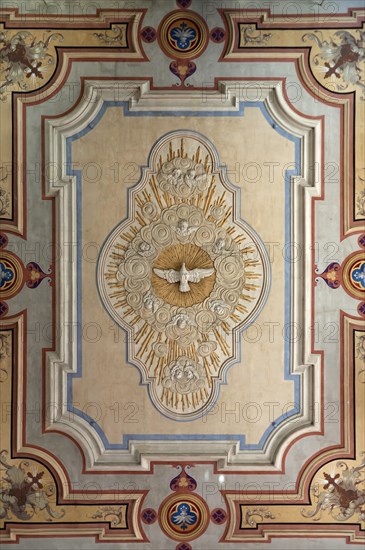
(0, 30), (63, 99)
(301, 455), (365, 522)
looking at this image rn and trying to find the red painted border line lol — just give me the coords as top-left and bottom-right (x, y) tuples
(221, 522), (364, 544)
(218, 8), (365, 30)
(13, 64), (356, 488)
(0, 521), (148, 544)
(217, 49), (359, 239)
(0, 8), (147, 30)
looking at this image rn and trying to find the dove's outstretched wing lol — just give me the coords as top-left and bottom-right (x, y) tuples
(188, 268), (214, 283)
(153, 268), (180, 284)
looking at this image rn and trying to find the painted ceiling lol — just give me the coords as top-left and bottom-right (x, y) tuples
(0, 1), (364, 548)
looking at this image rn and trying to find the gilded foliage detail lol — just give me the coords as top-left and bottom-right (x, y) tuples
(0, 450), (65, 521)
(0, 31), (63, 98)
(302, 455), (365, 522)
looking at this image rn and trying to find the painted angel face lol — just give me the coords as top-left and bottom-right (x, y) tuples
(177, 220), (190, 236)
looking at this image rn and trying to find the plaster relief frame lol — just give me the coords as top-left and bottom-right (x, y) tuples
(0, 2), (364, 547)
(32, 79), (322, 471)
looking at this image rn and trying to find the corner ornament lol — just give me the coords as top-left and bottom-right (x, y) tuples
(303, 30), (365, 98)
(97, 131), (270, 420)
(301, 455), (365, 522)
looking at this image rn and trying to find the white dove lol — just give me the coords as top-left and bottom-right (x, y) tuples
(153, 262), (214, 292)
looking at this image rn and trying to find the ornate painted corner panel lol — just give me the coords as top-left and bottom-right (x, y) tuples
(0, 1), (364, 548)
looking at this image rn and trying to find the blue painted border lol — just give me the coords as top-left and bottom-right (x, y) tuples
(66, 100), (300, 450)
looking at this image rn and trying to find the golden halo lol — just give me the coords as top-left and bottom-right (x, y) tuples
(152, 243), (215, 307)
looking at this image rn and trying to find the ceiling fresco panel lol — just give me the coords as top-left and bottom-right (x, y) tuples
(0, 1), (364, 548)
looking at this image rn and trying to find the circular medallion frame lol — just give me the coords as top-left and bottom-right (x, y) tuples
(158, 10), (209, 60)
(0, 251), (25, 300)
(342, 251), (365, 300)
(158, 492), (210, 542)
